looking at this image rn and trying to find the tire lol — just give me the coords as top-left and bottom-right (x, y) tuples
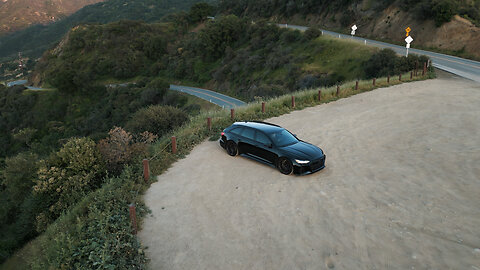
(277, 157), (293, 175)
(226, 141), (238, 156)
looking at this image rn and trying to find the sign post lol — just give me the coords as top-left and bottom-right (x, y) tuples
(405, 27), (411, 37)
(351, 24), (357, 37)
(405, 35), (413, 57)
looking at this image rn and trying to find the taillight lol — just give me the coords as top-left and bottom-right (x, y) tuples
(221, 132), (225, 136)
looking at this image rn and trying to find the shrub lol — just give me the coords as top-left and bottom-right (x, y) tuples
(31, 166), (147, 270)
(304, 27), (321, 40)
(33, 137), (105, 232)
(280, 29), (301, 43)
(297, 74), (321, 89)
(432, 0), (457, 26)
(141, 88), (166, 106)
(126, 105), (188, 137)
(0, 152), (40, 263)
(98, 127), (157, 174)
(364, 48), (397, 78)
(1, 152), (38, 206)
(162, 91), (189, 107)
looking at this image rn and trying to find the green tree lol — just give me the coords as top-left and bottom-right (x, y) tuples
(189, 2), (215, 23)
(198, 15), (246, 60)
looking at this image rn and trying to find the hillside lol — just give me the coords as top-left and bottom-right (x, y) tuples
(219, 0), (480, 59)
(0, 0), (104, 36)
(0, 0), (215, 61)
(32, 16), (427, 101)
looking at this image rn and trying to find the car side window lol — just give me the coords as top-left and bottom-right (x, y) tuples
(255, 131), (272, 146)
(240, 127), (255, 140)
(230, 127), (243, 135)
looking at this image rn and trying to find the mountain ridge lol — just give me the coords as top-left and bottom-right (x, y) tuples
(0, 0), (105, 35)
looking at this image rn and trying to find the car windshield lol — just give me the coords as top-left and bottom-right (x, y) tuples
(269, 129), (298, 147)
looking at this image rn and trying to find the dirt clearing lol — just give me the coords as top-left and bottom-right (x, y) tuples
(139, 72), (480, 269)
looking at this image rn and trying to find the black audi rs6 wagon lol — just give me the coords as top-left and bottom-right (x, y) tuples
(220, 121), (326, 175)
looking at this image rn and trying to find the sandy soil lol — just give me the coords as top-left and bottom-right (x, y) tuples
(139, 72), (480, 270)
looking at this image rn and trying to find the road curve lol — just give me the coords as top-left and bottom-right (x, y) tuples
(281, 24), (480, 83)
(170, 84), (246, 109)
(139, 74), (480, 269)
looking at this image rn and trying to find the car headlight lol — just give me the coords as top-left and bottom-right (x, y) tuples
(295, 159), (310, 164)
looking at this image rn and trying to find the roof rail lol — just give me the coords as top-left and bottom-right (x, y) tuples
(248, 120), (281, 127)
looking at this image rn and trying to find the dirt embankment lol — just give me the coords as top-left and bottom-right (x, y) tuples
(295, 6), (480, 59)
(139, 72), (480, 269)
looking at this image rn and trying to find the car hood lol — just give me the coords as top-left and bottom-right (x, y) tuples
(279, 141), (324, 160)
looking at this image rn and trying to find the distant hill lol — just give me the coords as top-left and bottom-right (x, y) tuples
(0, 0), (104, 35)
(0, 0), (215, 61)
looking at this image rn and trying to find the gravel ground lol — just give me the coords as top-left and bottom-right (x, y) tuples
(139, 72), (480, 270)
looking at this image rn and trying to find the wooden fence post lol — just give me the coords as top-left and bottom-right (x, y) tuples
(230, 109), (235, 120)
(336, 85), (340, 96)
(387, 75), (390, 84)
(399, 74), (402, 81)
(318, 90), (322, 102)
(142, 159), (149, 183)
(373, 78), (376, 86)
(291, 96), (295, 108)
(410, 71), (413, 79)
(129, 203), (137, 234)
(423, 62), (427, 76)
(262, 102), (265, 113)
(207, 117), (211, 131)
(171, 136), (177, 154)
(355, 80), (359, 90)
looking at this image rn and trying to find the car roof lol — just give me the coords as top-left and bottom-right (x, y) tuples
(232, 121), (284, 133)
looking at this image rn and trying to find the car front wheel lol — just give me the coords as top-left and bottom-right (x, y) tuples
(226, 141), (238, 156)
(277, 157), (293, 175)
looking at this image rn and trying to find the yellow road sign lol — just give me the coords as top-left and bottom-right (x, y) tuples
(405, 27), (411, 37)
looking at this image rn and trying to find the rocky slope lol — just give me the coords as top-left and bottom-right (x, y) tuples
(305, 7), (480, 59)
(219, 0), (480, 59)
(0, 0), (104, 35)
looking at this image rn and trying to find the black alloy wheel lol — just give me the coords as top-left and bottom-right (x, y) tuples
(226, 141), (238, 156)
(277, 157), (293, 175)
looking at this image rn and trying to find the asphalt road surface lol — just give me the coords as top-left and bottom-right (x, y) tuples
(139, 72), (480, 269)
(282, 24), (480, 83)
(170, 84), (246, 109)
(4, 79), (44, 90)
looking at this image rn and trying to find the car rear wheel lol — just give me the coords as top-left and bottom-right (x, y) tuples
(226, 141), (238, 156)
(277, 157), (293, 175)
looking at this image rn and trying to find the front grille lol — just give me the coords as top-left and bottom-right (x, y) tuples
(310, 156), (325, 171)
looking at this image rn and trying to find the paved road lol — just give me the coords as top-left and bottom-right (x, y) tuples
(5, 79), (44, 90)
(170, 84), (246, 109)
(281, 24), (480, 83)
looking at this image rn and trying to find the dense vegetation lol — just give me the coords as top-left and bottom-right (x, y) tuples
(36, 15), (426, 102)
(218, 0), (480, 27)
(0, 82), (197, 264)
(0, 0), (215, 61)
